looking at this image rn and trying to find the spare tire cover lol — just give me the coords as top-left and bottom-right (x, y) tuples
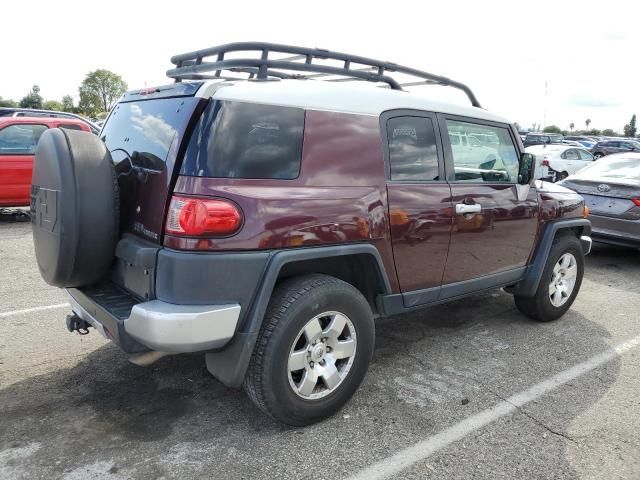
(31, 128), (119, 287)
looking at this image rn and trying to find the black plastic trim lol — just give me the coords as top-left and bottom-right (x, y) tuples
(67, 285), (148, 354)
(381, 267), (527, 315)
(155, 248), (270, 329)
(110, 234), (160, 301)
(511, 218), (591, 296)
(205, 243), (391, 388)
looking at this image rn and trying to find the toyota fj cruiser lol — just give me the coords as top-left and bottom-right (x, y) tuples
(31, 42), (592, 426)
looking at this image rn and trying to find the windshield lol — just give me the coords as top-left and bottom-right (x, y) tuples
(101, 98), (188, 168)
(549, 134), (563, 143)
(578, 156), (640, 180)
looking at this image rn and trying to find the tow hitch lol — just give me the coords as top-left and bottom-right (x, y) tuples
(66, 313), (91, 335)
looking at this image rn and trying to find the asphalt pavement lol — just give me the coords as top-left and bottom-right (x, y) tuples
(1, 217), (639, 480)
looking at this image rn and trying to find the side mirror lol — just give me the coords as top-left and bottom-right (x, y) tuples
(518, 152), (536, 184)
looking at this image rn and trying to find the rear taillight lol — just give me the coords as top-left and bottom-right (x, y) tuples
(542, 157), (550, 166)
(165, 196), (242, 236)
(632, 198), (640, 207)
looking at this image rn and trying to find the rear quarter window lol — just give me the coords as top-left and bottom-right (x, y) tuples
(181, 100), (304, 180)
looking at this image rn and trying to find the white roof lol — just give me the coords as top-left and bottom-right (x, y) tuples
(198, 79), (511, 124)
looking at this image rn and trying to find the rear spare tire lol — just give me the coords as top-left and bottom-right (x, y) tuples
(31, 128), (119, 287)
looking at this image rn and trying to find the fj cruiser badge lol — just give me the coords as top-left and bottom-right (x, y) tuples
(133, 221), (158, 240)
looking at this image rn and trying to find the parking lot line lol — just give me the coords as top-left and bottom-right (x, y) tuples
(0, 303), (69, 318)
(345, 334), (640, 480)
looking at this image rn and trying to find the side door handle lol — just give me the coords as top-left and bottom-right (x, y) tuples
(455, 203), (482, 214)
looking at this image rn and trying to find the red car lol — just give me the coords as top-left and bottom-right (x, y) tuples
(0, 117), (91, 207)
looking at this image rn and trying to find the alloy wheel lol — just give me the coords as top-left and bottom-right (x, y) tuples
(549, 253), (578, 307)
(287, 311), (357, 400)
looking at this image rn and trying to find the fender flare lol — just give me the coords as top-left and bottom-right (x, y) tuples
(511, 218), (591, 297)
(205, 244), (392, 388)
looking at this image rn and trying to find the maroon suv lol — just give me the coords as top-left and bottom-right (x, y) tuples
(31, 43), (592, 426)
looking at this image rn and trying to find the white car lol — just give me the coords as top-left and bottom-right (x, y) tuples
(525, 144), (595, 181)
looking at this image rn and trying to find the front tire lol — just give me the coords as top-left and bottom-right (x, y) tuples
(244, 274), (374, 426)
(514, 234), (584, 322)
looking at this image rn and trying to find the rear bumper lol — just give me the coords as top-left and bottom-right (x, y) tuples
(589, 214), (640, 248)
(67, 289), (241, 353)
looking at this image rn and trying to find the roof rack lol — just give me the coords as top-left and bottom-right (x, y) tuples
(166, 42), (482, 108)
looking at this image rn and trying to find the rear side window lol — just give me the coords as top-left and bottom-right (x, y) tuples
(0, 124), (47, 154)
(387, 116), (440, 181)
(562, 149), (580, 160)
(182, 101), (304, 180)
(577, 149), (594, 161)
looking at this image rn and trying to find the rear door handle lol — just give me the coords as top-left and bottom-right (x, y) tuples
(455, 203), (482, 214)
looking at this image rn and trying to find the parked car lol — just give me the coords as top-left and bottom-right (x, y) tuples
(559, 153), (640, 248)
(562, 140), (585, 147)
(526, 144), (595, 181)
(0, 117), (91, 207)
(564, 136), (596, 149)
(0, 107), (100, 135)
(30, 42), (592, 426)
(523, 132), (564, 147)
(591, 139), (640, 158)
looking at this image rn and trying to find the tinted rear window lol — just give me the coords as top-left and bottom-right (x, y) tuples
(181, 100), (304, 179)
(101, 98), (185, 168)
(579, 157), (640, 180)
(387, 116), (440, 181)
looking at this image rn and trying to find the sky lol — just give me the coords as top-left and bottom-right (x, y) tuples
(3, 0), (639, 132)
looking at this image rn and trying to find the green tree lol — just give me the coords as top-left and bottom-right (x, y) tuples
(19, 85), (44, 109)
(43, 100), (64, 111)
(569, 122), (574, 131)
(0, 97), (18, 108)
(602, 128), (617, 137)
(543, 125), (562, 134)
(61, 95), (75, 112)
(623, 114), (637, 138)
(585, 118), (591, 130)
(78, 69), (127, 115)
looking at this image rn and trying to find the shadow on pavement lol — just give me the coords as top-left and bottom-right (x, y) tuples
(0, 208), (30, 223)
(0, 289), (623, 479)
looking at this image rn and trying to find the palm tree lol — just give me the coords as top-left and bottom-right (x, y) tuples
(585, 119), (591, 130)
(569, 122), (574, 131)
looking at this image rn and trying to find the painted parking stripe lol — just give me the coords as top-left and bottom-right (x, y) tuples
(0, 303), (69, 318)
(345, 334), (640, 480)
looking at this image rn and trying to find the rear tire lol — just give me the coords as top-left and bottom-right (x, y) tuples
(558, 171), (569, 181)
(514, 235), (584, 322)
(243, 274), (374, 426)
(594, 152), (604, 159)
